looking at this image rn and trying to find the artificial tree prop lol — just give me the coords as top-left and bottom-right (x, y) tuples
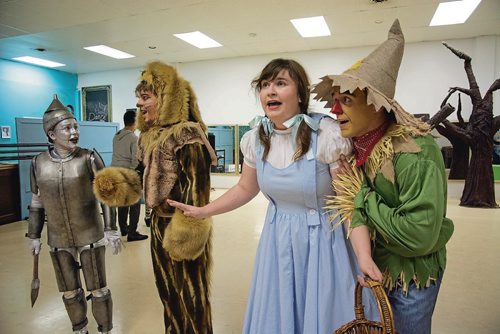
(436, 42), (500, 208)
(428, 94), (469, 180)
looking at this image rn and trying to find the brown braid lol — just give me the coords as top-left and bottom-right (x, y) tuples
(258, 124), (271, 160)
(293, 121), (312, 160)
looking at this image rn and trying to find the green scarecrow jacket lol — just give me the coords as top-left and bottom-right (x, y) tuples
(349, 124), (454, 292)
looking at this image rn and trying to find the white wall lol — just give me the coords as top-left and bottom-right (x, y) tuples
(77, 35), (500, 187)
(78, 35), (499, 127)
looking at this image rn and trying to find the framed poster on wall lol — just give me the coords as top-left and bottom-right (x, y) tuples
(1, 125), (11, 139)
(82, 85), (112, 122)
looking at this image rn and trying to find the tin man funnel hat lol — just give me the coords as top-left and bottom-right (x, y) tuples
(312, 19), (429, 133)
(43, 94), (75, 134)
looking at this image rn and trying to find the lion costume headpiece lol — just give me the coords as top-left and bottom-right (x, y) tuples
(135, 61), (207, 133)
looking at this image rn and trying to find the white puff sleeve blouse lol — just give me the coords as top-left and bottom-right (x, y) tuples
(240, 116), (352, 170)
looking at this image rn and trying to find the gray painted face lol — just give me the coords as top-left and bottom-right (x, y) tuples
(48, 118), (79, 154)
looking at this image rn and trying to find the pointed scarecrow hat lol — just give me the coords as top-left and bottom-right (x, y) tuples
(312, 19), (429, 133)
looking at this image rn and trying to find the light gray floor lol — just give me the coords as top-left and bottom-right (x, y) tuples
(1, 189), (499, 333)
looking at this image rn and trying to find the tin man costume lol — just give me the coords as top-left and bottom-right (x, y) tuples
(27, 95), (122, 334)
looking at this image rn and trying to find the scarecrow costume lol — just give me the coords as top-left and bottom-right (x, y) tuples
(313, 20), (454, 333)
(94, 61), (217, 333)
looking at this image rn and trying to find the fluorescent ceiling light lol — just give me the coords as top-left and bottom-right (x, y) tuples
(83, 45), (135, 59)
(430, 0), (482, 26)
(12, 56), (65, 68)
(173, 31), (222, 49)
(290, 16), (331, 38)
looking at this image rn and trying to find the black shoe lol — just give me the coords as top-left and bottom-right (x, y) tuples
(144, 218), (151, 227)
(120, 227), (128, 236)
(127, 232), (148, 242)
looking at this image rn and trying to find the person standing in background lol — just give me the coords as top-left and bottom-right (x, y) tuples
(144, 206), (152, 227)
(111, 109), (148, 242)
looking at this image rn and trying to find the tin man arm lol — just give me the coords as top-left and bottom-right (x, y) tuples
(27, 157), (44, 255)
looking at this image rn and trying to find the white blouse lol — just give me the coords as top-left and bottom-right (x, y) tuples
(240, 116), (353, 170)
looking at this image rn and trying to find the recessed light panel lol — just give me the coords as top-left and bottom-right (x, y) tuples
(290, 16), (331, 38)
(83, 45), (135, 59)
(430, 0), (482, 26)
(12, 56), (65, 68)
(173, 31), (222, 49)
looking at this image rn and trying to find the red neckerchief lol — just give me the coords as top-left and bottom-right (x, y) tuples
(353, 122), (390, 167)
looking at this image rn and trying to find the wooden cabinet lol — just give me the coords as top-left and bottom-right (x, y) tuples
(0, 163), (21, 224)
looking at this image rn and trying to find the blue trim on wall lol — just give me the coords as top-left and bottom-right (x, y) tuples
(0, 59), (78, 146)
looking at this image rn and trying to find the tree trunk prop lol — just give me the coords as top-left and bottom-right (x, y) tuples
(436, 121), (469, 179)
(428, 98), (470, 179)
(442, 42), (499, 208)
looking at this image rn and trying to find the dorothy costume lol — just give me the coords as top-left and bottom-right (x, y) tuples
(240, 113), (378, 334)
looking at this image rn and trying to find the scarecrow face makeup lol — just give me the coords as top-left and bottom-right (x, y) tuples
(136, 89), (158, 125)
(331, 87), (384, 138)
(259, 69), (301, 130)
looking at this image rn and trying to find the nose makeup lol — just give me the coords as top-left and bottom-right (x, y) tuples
(331, 100), (343, 115)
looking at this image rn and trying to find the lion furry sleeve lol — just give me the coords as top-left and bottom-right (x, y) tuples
(93, 167), (142, 207)
(163, 142), (213, 261)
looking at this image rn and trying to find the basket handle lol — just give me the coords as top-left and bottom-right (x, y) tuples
(354, 277), (396, 333)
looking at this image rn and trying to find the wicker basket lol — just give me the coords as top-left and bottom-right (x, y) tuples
(334, 278), (396, 334)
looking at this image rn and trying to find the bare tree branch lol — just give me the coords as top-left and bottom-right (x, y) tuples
(442, 42), (471, 61)
(486, 79), (500, 96)
(440, 88), (457, 108)
(456, 93), (465, 126)
(441, 119), (470, 141)
(493, 115), (500, 134)
(428, 103), (455, 129)
(450, 86), (472, 97)
(443, 42), (479, 93)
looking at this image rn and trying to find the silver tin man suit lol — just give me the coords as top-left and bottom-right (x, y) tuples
(28, 147), (114, 246)
(27, 95), (116, 333)
(28, 147), (115, 333)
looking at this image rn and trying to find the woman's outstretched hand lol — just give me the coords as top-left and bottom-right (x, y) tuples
(167, 199), (207, 219)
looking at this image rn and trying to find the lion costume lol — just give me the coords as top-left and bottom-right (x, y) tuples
(94, 61), (216, 333)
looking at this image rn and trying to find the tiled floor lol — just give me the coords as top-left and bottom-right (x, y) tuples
(0, 189), (499, 333)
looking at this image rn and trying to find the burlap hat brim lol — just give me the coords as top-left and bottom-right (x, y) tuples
(312, 74), (429, 134)
(311, 18), (430, 134)
(312, 73), (424, 129)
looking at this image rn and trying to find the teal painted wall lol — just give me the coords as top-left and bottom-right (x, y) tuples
(0, 59), (78, 145)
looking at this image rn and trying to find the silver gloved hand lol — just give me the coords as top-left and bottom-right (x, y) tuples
(104, 230), (123, 255)
(28, 238), (42, 255)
